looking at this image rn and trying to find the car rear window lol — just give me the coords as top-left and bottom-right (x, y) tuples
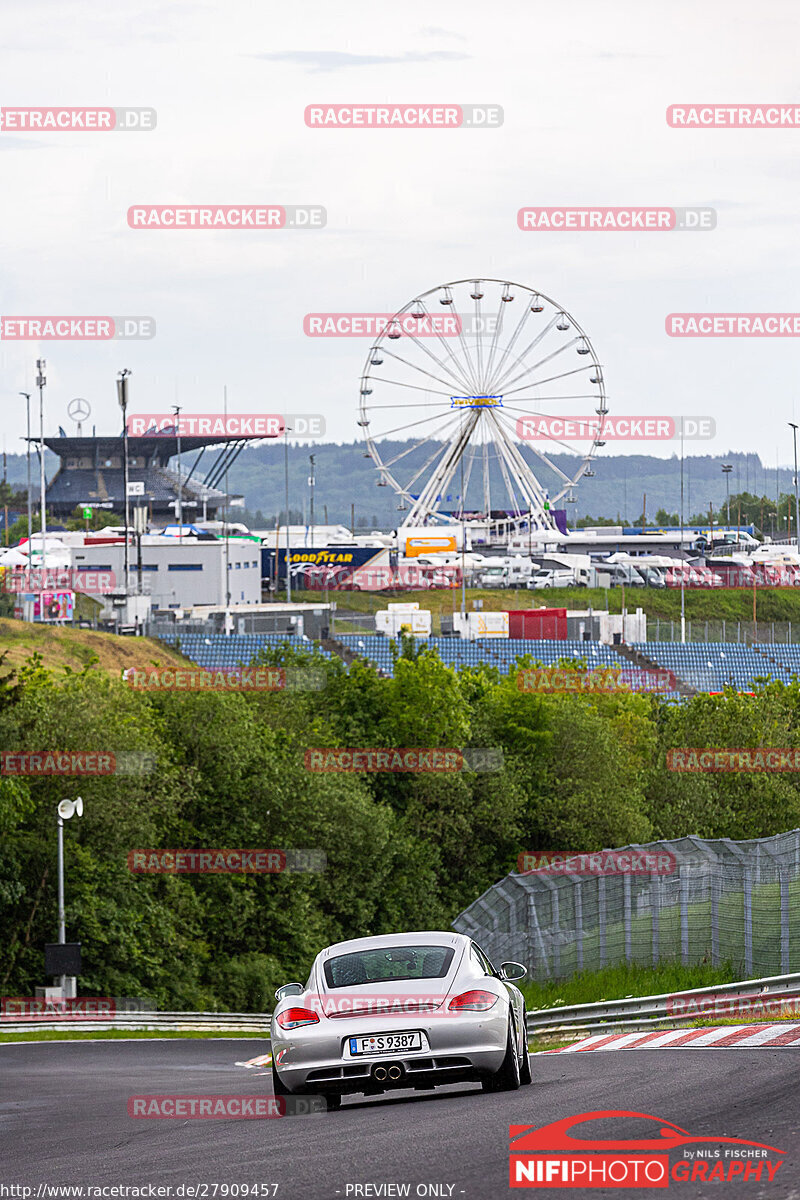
(323, 945), (455, 988)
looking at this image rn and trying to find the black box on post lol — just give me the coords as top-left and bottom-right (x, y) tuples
(45, 943), (81, 977)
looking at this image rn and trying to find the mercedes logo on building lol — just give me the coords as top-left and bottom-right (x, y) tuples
(68, 398), (91, 422)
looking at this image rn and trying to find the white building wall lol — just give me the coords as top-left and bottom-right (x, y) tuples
(70, 538), (261, 611)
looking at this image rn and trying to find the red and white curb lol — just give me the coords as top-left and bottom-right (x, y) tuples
(235, 1052), (272, 1070)
(543, 1024), (800, 1052)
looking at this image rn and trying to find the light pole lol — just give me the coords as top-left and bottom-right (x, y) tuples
(173, 405), (183, 532)
(36, 360), (47, 581)
(789, 423), (800, 549)
(117, 370), (132, 599)
(722, 464), (732, 528)
(19, 393), (32, 549)
(284, 426), (292, 603)
(309, 454), (316, 550)
(56, 796), (83, 995)
(680, 423), (685, 644)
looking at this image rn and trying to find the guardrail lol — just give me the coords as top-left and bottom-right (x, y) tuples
(0, 1010), (272, 1035)
(524, 970), (800, 1040)
(5, 976), (799, 1041)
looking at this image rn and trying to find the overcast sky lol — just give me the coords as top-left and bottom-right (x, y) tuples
(1, 0), (800, 476)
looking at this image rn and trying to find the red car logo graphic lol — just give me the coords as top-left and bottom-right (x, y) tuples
(510, 1109), (783, 1154)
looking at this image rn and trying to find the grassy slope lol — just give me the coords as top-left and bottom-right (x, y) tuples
(0, 618), (191, 675)
(521, 961), (735, 1012)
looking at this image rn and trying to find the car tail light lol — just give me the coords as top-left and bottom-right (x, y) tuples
(276, 1007), (320, 1029)
(447, 990), (498, 1012)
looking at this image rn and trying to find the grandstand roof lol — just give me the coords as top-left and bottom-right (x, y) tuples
(39, 434), (246, 458)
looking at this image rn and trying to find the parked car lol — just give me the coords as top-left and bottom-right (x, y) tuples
(593, 564), (646, 588)
(637, 566), (666, 588)
(527, 568), (576, 590)
(479, 560), (534, 589)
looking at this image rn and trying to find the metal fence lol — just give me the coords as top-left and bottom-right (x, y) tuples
(453, 830), (800, 982)
(330, 610), (376, 636)
(647, 619), (796, 644)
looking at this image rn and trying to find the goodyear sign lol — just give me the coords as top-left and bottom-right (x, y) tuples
(288, 551), (354, 564)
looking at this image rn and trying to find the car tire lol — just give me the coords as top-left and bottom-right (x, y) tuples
(520, 1039), (532, 1085)
(482, 1019), (521, 1092)
(271, 1061), (291, 1097)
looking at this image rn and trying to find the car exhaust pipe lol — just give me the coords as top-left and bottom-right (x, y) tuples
(373, 1065), (387, 1081)
(387, 1064), (403, 1081)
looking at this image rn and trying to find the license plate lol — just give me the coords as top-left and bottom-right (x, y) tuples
(348, 1031), (423, 1055)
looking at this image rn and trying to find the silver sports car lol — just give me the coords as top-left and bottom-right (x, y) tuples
(270, 931), (531, 1110)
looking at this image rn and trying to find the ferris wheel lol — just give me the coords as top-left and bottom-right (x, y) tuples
(358, 278), (607, 536)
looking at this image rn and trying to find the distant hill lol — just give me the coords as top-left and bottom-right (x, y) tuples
(223, 442), (791, 529)
(1, 443), (790, 531)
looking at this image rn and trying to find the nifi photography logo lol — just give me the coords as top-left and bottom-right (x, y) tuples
(509, 1110), (784, 1188)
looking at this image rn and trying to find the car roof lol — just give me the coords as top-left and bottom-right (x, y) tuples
(317, 931), (468, 960)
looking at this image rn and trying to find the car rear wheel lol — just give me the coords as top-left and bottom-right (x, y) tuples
(271, 1061), (290, 1097)
(482, 1020), (521, 1092)
(520, 1039), (532, 1085)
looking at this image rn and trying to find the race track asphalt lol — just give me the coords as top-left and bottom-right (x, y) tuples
(1, 1038), (797, 1199)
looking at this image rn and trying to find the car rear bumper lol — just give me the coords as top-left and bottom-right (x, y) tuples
(272, 1010), (509, 1095)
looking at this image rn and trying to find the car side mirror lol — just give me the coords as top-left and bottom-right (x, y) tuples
(499, 961), (527, 982)
(274, 982), (304, 1002)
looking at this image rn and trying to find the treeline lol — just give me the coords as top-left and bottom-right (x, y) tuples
(2, 642), (800, 1010)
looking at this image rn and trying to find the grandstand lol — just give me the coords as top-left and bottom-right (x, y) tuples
(155, 630), (336, 670)
(638, 642), (791, 692)
(42, 433), (248, 522)
(151, 630), (800, 696)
